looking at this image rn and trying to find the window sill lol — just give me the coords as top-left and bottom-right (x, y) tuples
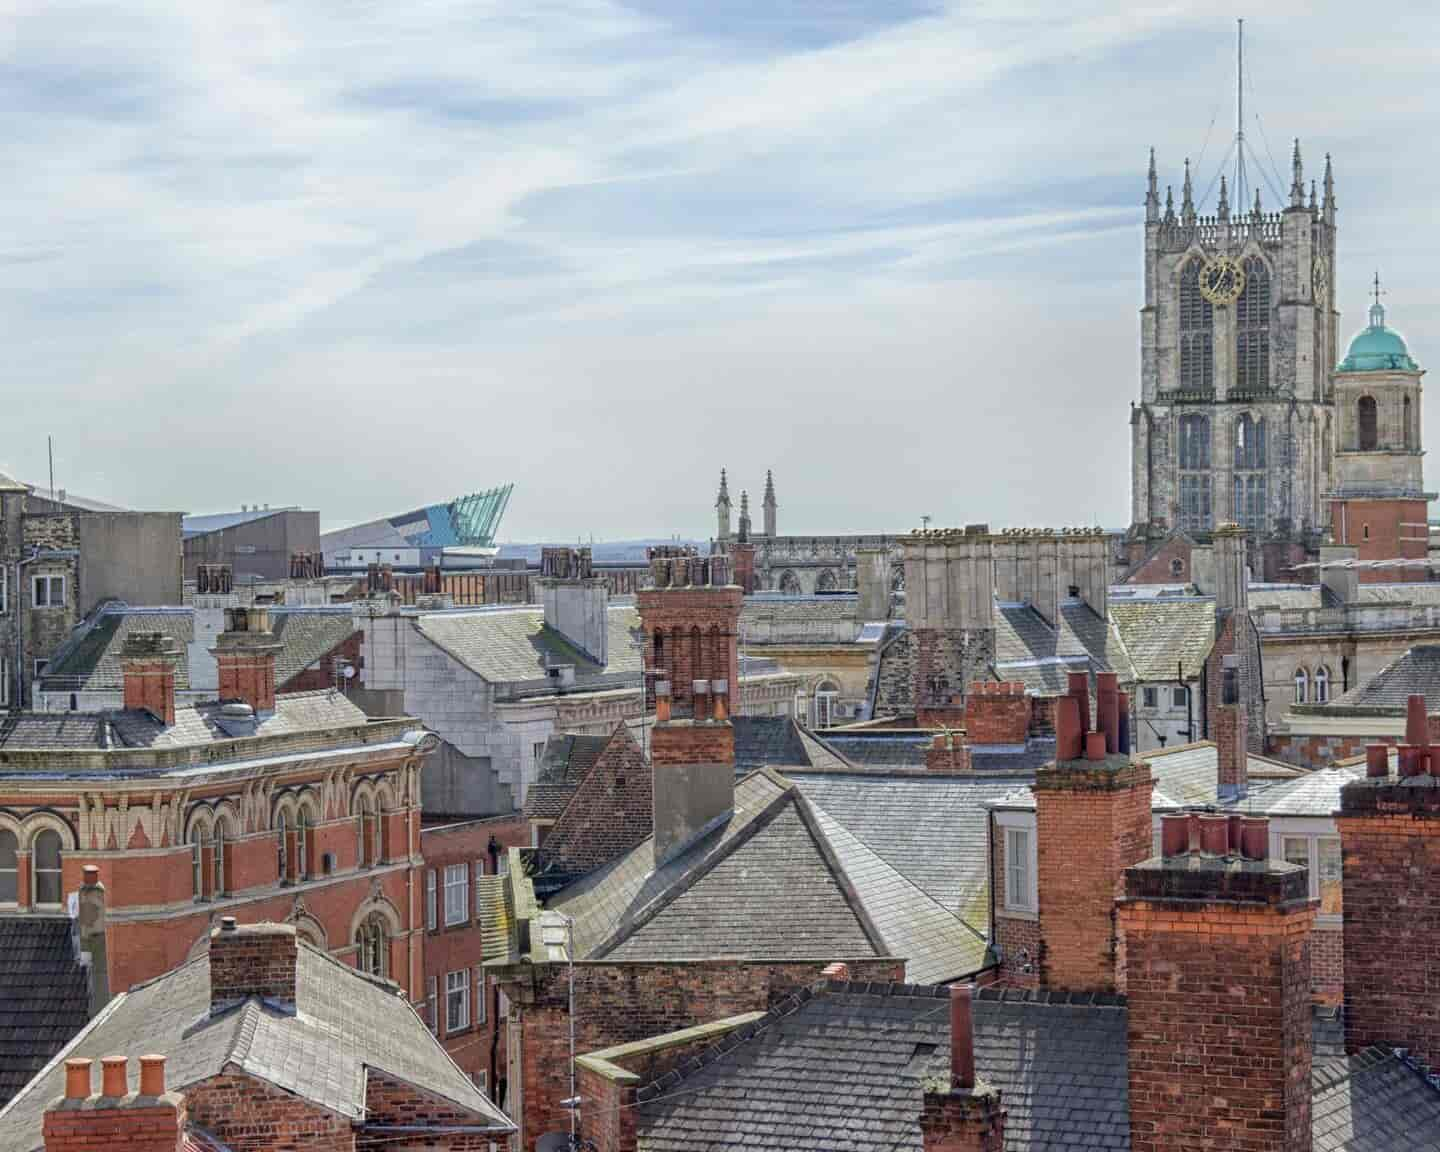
(1000, 906), (1038, 922)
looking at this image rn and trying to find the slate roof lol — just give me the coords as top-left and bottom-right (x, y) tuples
(37, 607), (357, 694)
(415, 604), (642, 684)
(543, 770), (988, 984)
(629, 983), (1440, 1152)
(739, 595), (861, 643)
(0, 690), (371, 757)
(0, 943), (512, 1151)
(731, 715), (814, 771)
(523, 733), (611, 820)
(0, 919), (91, 1110)
(1330, 645), (1440, 710)
(1107, 597), (1216, 681)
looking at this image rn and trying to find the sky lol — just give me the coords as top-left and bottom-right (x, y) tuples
(3, 1), (1438, 540)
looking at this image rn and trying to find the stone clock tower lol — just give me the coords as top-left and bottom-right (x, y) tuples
(1129, 142), (1338, 577)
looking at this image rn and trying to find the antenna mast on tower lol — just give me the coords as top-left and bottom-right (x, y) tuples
(1233, 18), (1248, 212)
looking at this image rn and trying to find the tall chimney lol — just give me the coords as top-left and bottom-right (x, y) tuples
(77, 865), (109, 1016)
(1215, 653), (1248, 800)
(920, 984), (1006, 1151)
(121, 632), (181, 727)
(43, 1055), (186, 1152)
(208, 918), (298, 1009)
(1337, 743), (1440, 1069)
(855, 547), (892, 622)
(1213, 522), (1248, 615)
(211, 606), (281, 716)
(1033, 675), (1154, 993)
(538, 547), (609, 665)
(903, 528), (996, 728)
(1119, 815), (1315, 1152)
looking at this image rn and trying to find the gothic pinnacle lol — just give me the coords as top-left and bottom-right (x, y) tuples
(1309, 179), (1318, 213)
(1217, 174), (1229, 219)
(717, 468), (730, 506)
(1290, 138), (1304, 207)
(1181, 158), (1194, 222)
(1253, 187), (1262, 218)
(1146, 147), (1159, 221)
(1164, 185), (1175, 222)
(1323, 153), (1335, 215)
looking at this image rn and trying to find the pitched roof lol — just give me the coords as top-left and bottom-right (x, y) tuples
(415, 604), (642, 684)
(1330, 645), (1440, 709)
(1107, 597), (1216, 681)
(40, 610), (195, 691)
(0, 944), (512, 1151)
(524, 733), (611, 820)
(730, 715), (813, 771)
(182, 507), (298, 538)
(0, 919), (91, 1110)
(269, 610), (359, 686)
(628, 983), (1440, 1152)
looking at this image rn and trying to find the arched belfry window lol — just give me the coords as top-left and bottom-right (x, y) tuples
(1404, 395), (1413, 450)
(1177, 414), (1212, 533)
(1179, 259), (1214, 391)
(1235, 257), (1271, 391)
(1234, 415), (1267, 533)
(1358, 396), (1378, 451)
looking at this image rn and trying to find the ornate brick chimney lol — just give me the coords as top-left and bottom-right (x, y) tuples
(920, 985), (1006, 1151)
(1119, 814), (1315, 1152)
(211, 606), (281, 716)
(121, 632), (180, 726)
(1337, 734), (1440, 1069)
(43, 1055), (185, 1152)
(208, 918), (298, 1009)
(1034, 671), (1151, 993)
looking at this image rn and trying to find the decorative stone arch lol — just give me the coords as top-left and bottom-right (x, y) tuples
(373, 777), (398, 813)
(20, 810), (77, 854)
(271, 792), (299, 831)
(778, 569), (801, 595)
(288, 897), (328, 950)
(293, 788), (322, 823)
(348, 893), (402, 941)
(349, 777), (379, 813)
(184, 804), (218, 842)
(0, 810), (25, 846)
(211, 800), (241, 839)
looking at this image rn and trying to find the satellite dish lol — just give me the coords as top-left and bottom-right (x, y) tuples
(537, 1134), (574, 1152)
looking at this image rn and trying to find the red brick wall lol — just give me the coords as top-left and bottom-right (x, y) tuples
(964, 682), (1030, 746)
(43, 1096), (185, 1152)
(542, 725), (653, 874)
(1125, 534), (1193, 585)
(1034, 760), (1154, 993)
(282, 630), (363, 693)
(649, 721), (734, 767)
(507, 958), (904, 1151)
(1266, 732), (1377, 768)
(122, 659), (176, 726)
(186, 1072), (350, 1150)
(358, 1071), (503, 1151)
(1312, 923), (1344, 1005)
(636, 586), (742, 716)
(210, 924), (298, 1002)
(990, 829), (1038, 986)
(1120, 890), (1315, 1152)
(1331, 498), (1429, 584)
(920, 1088), (1007, 1152)
(216, 652), (276, 713)
(1338, 785), (1440, 1067)
(577, 1063), (637, 1152)
(926, 733), (972, 773)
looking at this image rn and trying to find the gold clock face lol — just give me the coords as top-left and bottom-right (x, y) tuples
(1199, 255), (1246, 306)
(1313, 258), (1329, 307)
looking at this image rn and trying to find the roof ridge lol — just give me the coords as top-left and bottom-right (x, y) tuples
(973, 985), (1127, 1008)
(788, 791), (891, 959)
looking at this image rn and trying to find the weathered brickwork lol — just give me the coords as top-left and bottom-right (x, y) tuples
(636, 583), (742, 717)
(282, 628), (364, 693)
(1034, 757), (1154, 993)
(920, 1085), (1007, 1152)
(356, 1072), (501, 1151)
(649, 720), (734, 766)
(1311, 922), (1344, 1004)
(964, 682), (1030, 746)
(505, 958), (904, 1151)
(209, 922), (297, 1001)
(541, 725), (652, 873)
(913, 629), (993, 729)
(1119, 864), (1316, 1152)
(186, 1072), (351, 1150)
(989, 831), (1039, 986)
(1338, 779), (1440, 1068)
(1124, 533), (1193, 585)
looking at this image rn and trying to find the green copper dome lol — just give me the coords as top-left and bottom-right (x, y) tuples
(1338, 300), (1419, 373)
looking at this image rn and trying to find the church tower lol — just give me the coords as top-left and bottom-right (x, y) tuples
(762, 470), (777, 537)
(1327, 282), (1430, 582)
(1130, 137), (1337, 577)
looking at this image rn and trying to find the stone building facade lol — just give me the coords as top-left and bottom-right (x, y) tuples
(1130, 145), (1338, 578)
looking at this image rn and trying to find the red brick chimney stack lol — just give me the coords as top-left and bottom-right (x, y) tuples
(1119, 814), (1316, 1152)
(211, 606), (282, 716)
(121, 632), (181, 727)
(1033, 672), (1153, 992)
(43, 1055), (186, 1152)
(208, 918), (299, 1009)
(920, 984), (1005, 1152)
(1337, 728), (1440, 1069)
(963, 682), (1030, 747)
(1215, 653), (1248, 800)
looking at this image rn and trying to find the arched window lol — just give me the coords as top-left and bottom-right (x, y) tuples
(33, 829), (62, 906)
(191, 825), (209, 901)
(0, 829), (17, 904)
(213, 819), (227, 897)
(356, 796), (374, 869)
(1235, 257), (1271, 390)
(1233, 415), (1267, 533)
(814, 679), (841, 728)
(778, 570), (801, 595)
(356, 914), (388, 978)
(1404, 395), (1413, 449)
(1358, 396), (1378, 451)
(1294, 668), (1308, 704)
(1177, 414), (1211, 533)
(1179, 258), (1214, 392)
(1314, 666), (1330, 704)
(297, 811), (310, 881)
(276, 810), (290, 883)
(815, 569), (838, 593)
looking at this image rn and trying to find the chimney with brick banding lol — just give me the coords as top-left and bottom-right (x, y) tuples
(43, 1055), (186, 1152)
(920, 984), (1005, 1151)
(211, 606), (281, 716)
(121, 632), (180, 727)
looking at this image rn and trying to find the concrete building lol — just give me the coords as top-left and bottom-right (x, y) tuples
(1, 473), (182, 710)
(182, 505), (321, 583)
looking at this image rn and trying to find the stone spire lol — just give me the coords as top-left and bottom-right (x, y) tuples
(1164, 185), (1175, 224)
(1217, 174), (1229, 221)
(1181, 159), (1195, 225)
(1323, 153), (1336, 222)
(1145, 148), (1159, 222)
(715, 468), (732, 542)
(1252, 187), (1262, 219)
(762, 470), (777, 537)
(1290, 138), (1305, 207)
(738, 490), (751, 542)
(1309, 179), (1318, 213)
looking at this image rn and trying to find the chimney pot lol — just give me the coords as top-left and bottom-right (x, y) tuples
(1084, 730), (1106, 761)
(1055, 695), (1082, 760)
(220, 915), (237, 932)
(1067, 671), (1090, 735)
(82, 864), (99, 886)
(100, 1056), (128, 1098)
(1198, 813), (1230, 857)
(1240, 816), (1269, 861)
(63, 1058), (92, 1101)
(1406, 695), (1429, 748)
(1365, 743), (1390, 778)
(1160, 813), (1190, 857)
(949, 984), (976, 1090)
(139, 1055), (166, 1097)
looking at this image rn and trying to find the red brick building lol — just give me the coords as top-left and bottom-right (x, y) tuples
(0, 606), (435, 1002)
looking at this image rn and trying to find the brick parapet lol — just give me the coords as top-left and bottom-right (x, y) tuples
(649, 720), (735, 767)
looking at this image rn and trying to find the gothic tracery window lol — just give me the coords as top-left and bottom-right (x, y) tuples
(1235, 257), (1271, 391)
(356, 914), (389, 978)
(1177, 414), (1211, 533)
(1233, 414), (1267, 533)
(1179, 259), (1214, 392)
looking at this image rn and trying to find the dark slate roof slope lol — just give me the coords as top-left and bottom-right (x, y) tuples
(0, 943), (510, 1151)
(1313, 1047), (1440, 1151)
(40, 610), (194, 691)
(1107, 597), (1216, 681)
(416, 605), (642, 684)
(0, 919), (91, 1110)
(524, 734), (610, 820)
(269, 610), (358, 686)
(1330, 645), (1440, 710)
(730, 715), (812, 771)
